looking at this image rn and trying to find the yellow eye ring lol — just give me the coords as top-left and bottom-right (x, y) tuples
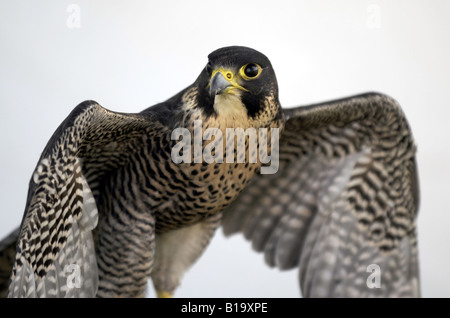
(239, 63), (262, 80)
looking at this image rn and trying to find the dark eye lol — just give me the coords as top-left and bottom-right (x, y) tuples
(244, 64), (259, 77)
(206, 61), (213, 75)
(240, 63), (261, 80)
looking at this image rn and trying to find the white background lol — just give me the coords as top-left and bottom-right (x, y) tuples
(0, 1), (449, 297)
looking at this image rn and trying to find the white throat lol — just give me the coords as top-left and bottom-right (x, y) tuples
(213, 93), (249, 129)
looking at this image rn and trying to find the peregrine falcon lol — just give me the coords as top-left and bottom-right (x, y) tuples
(0, 46), (420, 298)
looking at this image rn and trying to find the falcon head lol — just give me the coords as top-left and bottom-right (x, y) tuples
(194, 46), (281, 127)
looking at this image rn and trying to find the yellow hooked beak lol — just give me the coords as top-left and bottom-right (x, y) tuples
(209, 68), (248, 100)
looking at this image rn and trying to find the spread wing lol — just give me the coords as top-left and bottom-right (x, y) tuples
(7, 101), (165, 297)
(222, 93), (420, 297)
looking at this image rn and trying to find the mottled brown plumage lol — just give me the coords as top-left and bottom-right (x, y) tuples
(0, 46), (419, 297)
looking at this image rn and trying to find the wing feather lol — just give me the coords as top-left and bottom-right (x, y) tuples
(7, 101), (164, 297)
(222, 93), (420, 297)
